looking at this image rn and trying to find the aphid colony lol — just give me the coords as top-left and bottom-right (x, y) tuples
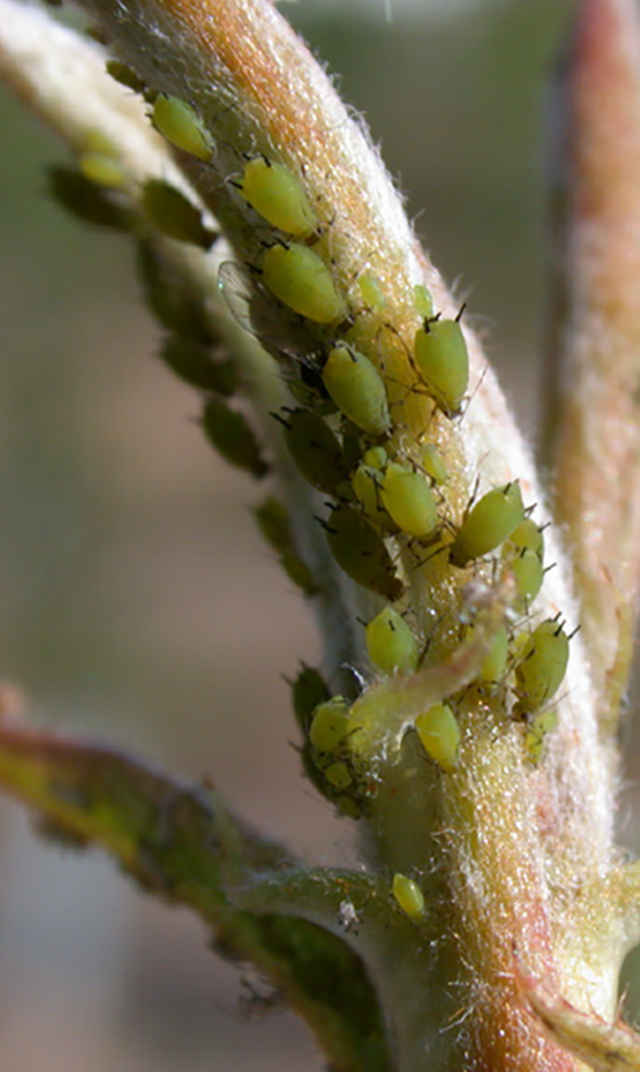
(82, 80), (573, 825)
(143, 93), (575, 794)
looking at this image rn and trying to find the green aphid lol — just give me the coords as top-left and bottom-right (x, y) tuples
(323, 761), (353, 790)
(477, 625), (508, 684)
(358, 273), (386, 312)
(255, 497), (291, 555)
(282, 409), (345, 494)
(322, 345), (391, 436)
(363, 446), (387, 470)
(392, 873), (425, 921)
(106, 60), (147, 95)
(420, 444), (448, 485)
(524, 708), (558, 765)
(137, 238), (211, 340)
(413, 284), (434, 320)
(324, 506), (404, 601)
(514, 619), (570, 716)
(281, 552), (320, 597)
(160, 336), (238, 395)
(48, 167), (131, 231)
(309, 697), (351, 752)
(414, 315), (469, 417)
(239, 157), (318, 238)
(381, 463), (438, 540)
(202, 396), (269, 478)
(506, 518), (545, 560)
(152, 95), (213, 161)
(415, 703), (460, 773)
(366, 607), (419, 675)
(261, 243), (348, 324)
(79, 151), (127, 189)
(141, 179), (217, 249)
(291, 665), (331, 733)
(511, 549), (544, 612)
(449, 482), (524, 568)
(352, 463), (399, 533)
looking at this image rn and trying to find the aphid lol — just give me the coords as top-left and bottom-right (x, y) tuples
(506, 518), (545, 561)
(141, 179), (216, 249)
(105, 60), (147, 95)
(309, 697), (351, 752)
(152, 95), (213, 161)
(365, 607), (419, 675)
(160, 335), (238, 395)
(524, 708), (558, 765)
(362, 446), (387, 470)
(261, 243), (348, 324)
(322, 346), (391, 435)
(413, 284), (434, 320)
(48, 167), (131, 231)
(324, 506), (404, 600)
(449, 482), (524, 568)
(514, 619), (570, 716)
(510, 549), (544, 612)
(238, 157), (318, 238)
(392, 873), (425, 921)
(477, 625), (508, 684)
(381, 463), (438, 540)
(279, 409), (346, 494)
(323, 761), (353, 790)
(415, 702), (460, 772)
(420, 444), (448, 486)
(280, 552), (320, 597)
(137, 239), (212, 340)
(201, 396), (269, 477)
(358, 273), (386, 312)
(79, 150), (127, 188)
(352, 463), (398, 533)
(413, 313), (469, 417)
(290, 664), (331, 734)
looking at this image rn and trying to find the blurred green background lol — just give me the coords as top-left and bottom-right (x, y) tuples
(2, 1), (638, 1070)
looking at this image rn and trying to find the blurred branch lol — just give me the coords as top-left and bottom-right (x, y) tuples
(0, 702), (391, 1072)
(543, 0), (640, 721)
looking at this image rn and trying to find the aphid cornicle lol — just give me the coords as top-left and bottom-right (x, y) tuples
(381, 463), (438, 540)
(152, 95), (213, 161)
(415, 703), (460, 772)
(366, 607), (419, 675)
(261, 243), (348, 324)
(322, 346), (391, 436)
(324, 506), (404, 601)
(392, 874), (425, 921)
(280, 409), (346, 495)
(413, 313), (469, 417)
(449, 482), (524, 568)
(238, 157), (318, 238)
(515, 619), (570, 716)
